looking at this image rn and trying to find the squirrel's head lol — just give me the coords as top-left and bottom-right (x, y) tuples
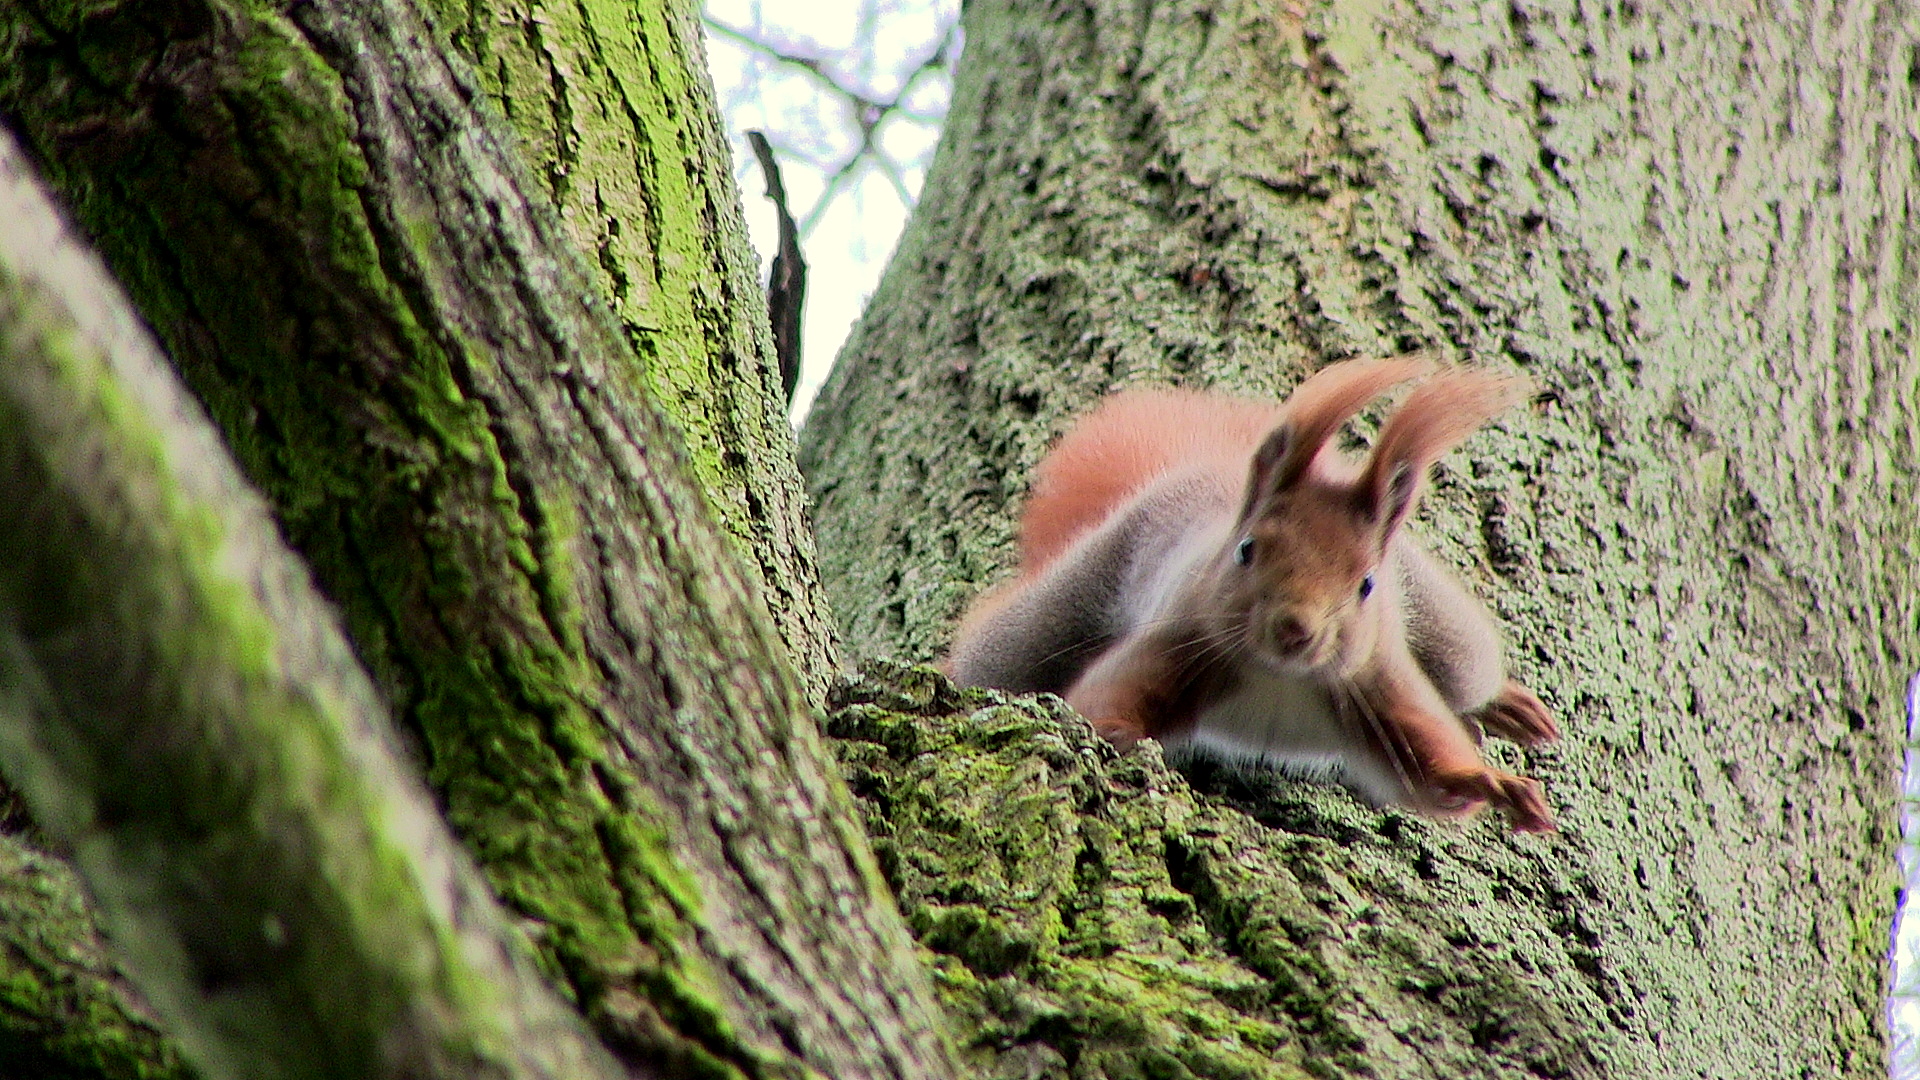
(1219, 359), (1528, 676)
(1221, 473), (1391, 674)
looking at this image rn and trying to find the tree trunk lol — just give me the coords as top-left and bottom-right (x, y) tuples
(0, 131), (627, 1080)
(0, 0), (954, 1077)
(424, 0), (844, 704)
(802, 0), (1915, 1076)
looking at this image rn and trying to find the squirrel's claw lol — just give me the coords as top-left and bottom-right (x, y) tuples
(1431, 768), (1557, 834)
(1478, 680), (1560, 746)
(1496, 775), (1557, 833)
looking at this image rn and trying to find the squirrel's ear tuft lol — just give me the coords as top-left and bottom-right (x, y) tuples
(1280, 360), (1433, 481)
(1248, 422), (1296, 493)
(1374, 461), (1419, 537)
(1240, 356), (1432, 518)
(1363, 368), (1529, 534)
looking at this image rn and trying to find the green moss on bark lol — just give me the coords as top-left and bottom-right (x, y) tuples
(426, 0), (844, 702)
(831, 663), (1603, 1080)
(0, 835), (195, 1080)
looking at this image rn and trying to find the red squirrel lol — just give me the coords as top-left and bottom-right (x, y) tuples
(947, 358), (1558, 832)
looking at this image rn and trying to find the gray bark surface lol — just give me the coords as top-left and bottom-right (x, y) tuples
(803, 0), (1916, 1074)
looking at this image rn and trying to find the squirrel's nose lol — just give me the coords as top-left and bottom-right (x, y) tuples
(1268, 615), (1311, 655)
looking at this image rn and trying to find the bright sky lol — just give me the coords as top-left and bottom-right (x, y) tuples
(702, 0), (958, 419)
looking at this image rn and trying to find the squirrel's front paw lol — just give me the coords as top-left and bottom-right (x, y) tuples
(1432, 768), (1557, 834)
(1491, 774), (1556, 833)
(1478, 681), (1559, 746)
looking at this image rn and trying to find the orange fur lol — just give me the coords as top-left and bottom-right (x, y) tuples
(1363, 370), (1531, 511)
(1019, 358), (1437, 573)
(1018, 389), (1283, 572)
(949, 358), (1557, 833)
(1252, 356), (1434, 491)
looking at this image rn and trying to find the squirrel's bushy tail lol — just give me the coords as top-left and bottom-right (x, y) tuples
(1019, 389), (1283, 571)
(1021, 358), (1437, 571)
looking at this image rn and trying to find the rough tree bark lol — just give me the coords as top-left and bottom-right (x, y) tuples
(422, 0), (844, 704)
(0, 130), (626, 1080)
(803, 0), (1916, 1076)
(0, 0), (952, 1078)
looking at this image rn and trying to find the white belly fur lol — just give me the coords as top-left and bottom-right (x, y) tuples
(1158, 666), (1409, 807)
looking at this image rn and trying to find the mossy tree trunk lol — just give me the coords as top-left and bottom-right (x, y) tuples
(1, 131), (628, 1080)
(0, 0), (955, 1077)
(422, 0), (844, 706)
(803, 0), (1917, 1076)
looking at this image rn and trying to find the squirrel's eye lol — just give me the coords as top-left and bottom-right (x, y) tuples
(1234, 537), (1255, 567)
(1358, 572), (1375, 600)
